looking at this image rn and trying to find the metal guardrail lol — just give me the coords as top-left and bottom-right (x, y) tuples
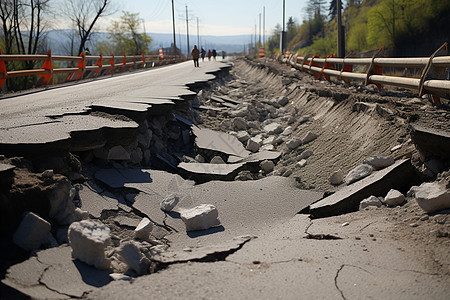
(0, 49), (186, 89)
(275, 43), (450, 106)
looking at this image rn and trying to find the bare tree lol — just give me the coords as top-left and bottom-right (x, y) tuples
(63, 0), (115, 56)
(0, 0), (49, 60)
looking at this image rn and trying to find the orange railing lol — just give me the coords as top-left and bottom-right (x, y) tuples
(0, 49), (186, 89)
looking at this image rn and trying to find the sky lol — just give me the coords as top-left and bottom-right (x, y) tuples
(111, 0), (310, 36)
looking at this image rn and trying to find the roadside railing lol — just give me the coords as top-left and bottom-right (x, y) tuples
(274, 43), (450, 106)
(0, 49), (186, 90)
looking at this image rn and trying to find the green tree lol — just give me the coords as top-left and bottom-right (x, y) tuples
(98, 11), (151, 55)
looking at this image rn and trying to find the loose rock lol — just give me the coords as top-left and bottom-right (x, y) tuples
(359, 195), (383, 210)
(210, 156), (226, 164)
(286, 138), (301, 150)
(345, 164), (373, 185)
(383, 189), (406, 207)
(108, 145), (131, 161)
(134, 218), (153, 240)
(118, 241), (151, 275)
(410, 182), (450, 213)
(264, 123), (283, 135)
(302, 131), (318, 144)
(68, 220), (111, 269)
(236, 131), (250, 143)
(260, 160), (275, 173)
(160, 194), (180, 212)
(363, 155), (395, 170)
(233, 117), (248, 131)
(246, 138), (260, 153)
(329, 170), (344, 185)
(13, 212), (52, 251)
(180, 204), (220, 231)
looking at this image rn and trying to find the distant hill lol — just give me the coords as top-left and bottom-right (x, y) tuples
(45, 30), (255, 55)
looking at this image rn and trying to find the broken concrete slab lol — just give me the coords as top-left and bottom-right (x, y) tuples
(192, 126), (250, 158)
(153, 235), (252, 264)
(178, 162), (246, 182)
(309, 159), (418, 218)
(2, 245), (112, 299)
(227, 150), (281, 164)
(78, 183), (119, 219)
(410, 124), (450, 160)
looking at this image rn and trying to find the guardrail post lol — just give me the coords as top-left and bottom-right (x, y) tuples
(309, 55), (320, 79)
(95, 52), (103, 75)
(37, 50), (53, 86)
(419, 42), (448, 107)
(122, 54), (127, 70)
(0, 49), (6, 89)
(141, 54), (146, 68)
(365, 47), (384, 91)
(74, 52), (86, 80)
(319, 54), (335, 81)
(339, 56), (353, 85)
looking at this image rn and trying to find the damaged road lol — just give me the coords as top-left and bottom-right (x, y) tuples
(1, 57), (450, 299)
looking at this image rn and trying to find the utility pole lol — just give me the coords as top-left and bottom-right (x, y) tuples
(259, 13), (261, 46)
(171, 0), (177, 55)
(263, 6), (265, 47)
(281, 0), (286, 53)
(337, 0), (345, 57)
(197, 17), (199, 47)
(254, 24), (257, 49)
(186, 5), (190, 55)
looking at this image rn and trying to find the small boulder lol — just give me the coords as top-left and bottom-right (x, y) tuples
(74, 207), (89, 220)
(180, 204), (220, 231)
(296, 159), (307, 168)
(160, 194), (179, 211)
(260, 160), (275, 173)
(359, 196), (383, 210)
(345, 164), (373, 185)
(108, 145), (130, 161)
(264, 123), (283, 135)
(13, 212), (52, 252)
(246, 139), (260, 153)
(277, 96), (289, 106)
(281, 126), (293, 136)
(134, 218), (153, 240)
(298, 150), (313, 160)
(383, 189), (405, 207)
(298, 115), (309, 124)
(302, 131), (318, 144)
(329, 170), (344, 185)
(68, 220), (111, 269)
(363, 155), (395, 170)
(236, 131), (250, 143)
(411, 182), (450, 213)
(195, 154), (206, 163)
(118, 241), (151, 275)
(210, 156), (226, 164)
(233, 117), (248, 131)
(286, 138), (301, 150)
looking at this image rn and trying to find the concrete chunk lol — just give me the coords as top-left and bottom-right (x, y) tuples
(411, 182), (450, 213)
(363, 155), (395, 170)
(359, 195), (383, 210)
(180, 204), (220, 231)
(68, 220), (111, 269)
(160, 194), (180, 212)
(134, 217), (153, 240)
(13, 212), (51, 251)
(118, 241), (151, 275)
(309, 159), (416, 218)
(345, 164), (373, 185)
(383, 189), (405, 207)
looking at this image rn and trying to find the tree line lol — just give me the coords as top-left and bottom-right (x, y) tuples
(266, 0), (450, 57)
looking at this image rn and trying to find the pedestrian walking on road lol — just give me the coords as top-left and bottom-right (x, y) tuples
(212, 49), (217, 61)
(191, 45), (200, 67)
(221, 51), (226, 60)
(201, 48), (206, 61)
(207, 49), (211, 61)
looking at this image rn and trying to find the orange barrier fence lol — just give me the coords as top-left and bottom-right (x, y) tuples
(273, 43), (450, 106)
(0, 49), (185, 89)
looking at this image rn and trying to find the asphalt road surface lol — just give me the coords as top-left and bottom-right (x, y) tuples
(0, 60), (229, 145)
